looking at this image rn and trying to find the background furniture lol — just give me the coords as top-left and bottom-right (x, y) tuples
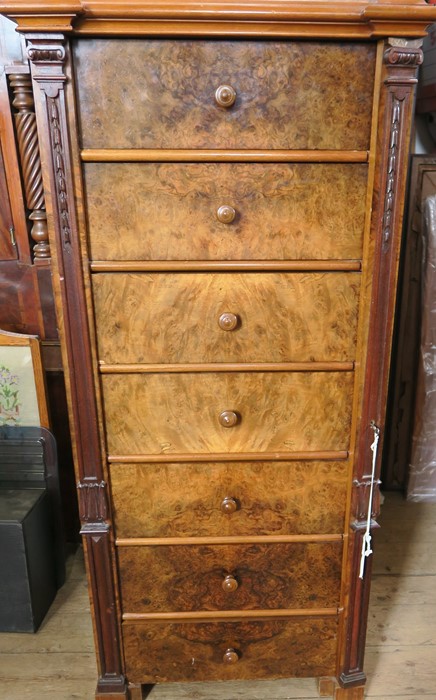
(0, 16), (78, 542)
(2, 2), (435, 699)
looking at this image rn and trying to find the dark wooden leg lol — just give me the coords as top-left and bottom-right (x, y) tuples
(95, 690), (129, 700)
(128, 684), (154, 699)
(319, 677), (336, 697)
(334, 687), (365, 700)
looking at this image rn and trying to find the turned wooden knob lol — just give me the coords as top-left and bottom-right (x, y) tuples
(216, 205), (236, 224)
(223, 648), (239, 664)
(215, 84), (236, 108)
(222, 574), (239, 592)
(218, 313), (238, 331)
(221, 496), (238, 514)
(219, 410), (238, 428)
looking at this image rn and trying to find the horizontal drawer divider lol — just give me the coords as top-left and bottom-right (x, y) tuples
(108, 450), (349, 463)
(115, 534), (344, 546)
(99, 362), (355, 374)
(81, 148), (369, 163)
(122, 608), (339, 622)
(90, 260), (362, 272)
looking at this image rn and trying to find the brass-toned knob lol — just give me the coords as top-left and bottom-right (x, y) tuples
(219, 410), (238, 428)
(218, 313), (238, 331)
(221, 496), (238, 514)
(223, 648), (239, 664)
(222, 574), (239, 592)
(215, 85), (236, 108)
(216, 205), (236, 224)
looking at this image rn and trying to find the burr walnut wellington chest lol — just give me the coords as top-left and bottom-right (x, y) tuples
(4, 1), (435, 698)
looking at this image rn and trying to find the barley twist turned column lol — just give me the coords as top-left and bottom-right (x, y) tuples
(9, 73), (49, 261)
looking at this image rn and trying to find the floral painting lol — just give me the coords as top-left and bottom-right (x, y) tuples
(0, 364), (20, 425)
(0, 346), (40, 426)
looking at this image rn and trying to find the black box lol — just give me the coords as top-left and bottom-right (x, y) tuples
(0, 488), (57, 632)
(0, 427), (65, 632)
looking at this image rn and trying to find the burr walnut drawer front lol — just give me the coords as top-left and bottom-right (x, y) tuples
(122, 617), (338, 683)
(110, 461), (348, 538)
(117, 541), (342, 613)
(84, 163), (367, 261)
(93, 272), (360, 365)
(101, 371), (354, 456)
(74, 39), (375, 150)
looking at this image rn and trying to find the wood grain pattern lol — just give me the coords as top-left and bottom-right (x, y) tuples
(122, 617), (338, 682)
(117, 542), (342, 613)
(101, 371), (354, 455)
(84, 163), (367, 261)
(109, 461), (348, 538)
(74, 40), (375, 150)
(0, 143), (16, 261)
(93, 272), (360, 364)
(81, 149), (369, 163)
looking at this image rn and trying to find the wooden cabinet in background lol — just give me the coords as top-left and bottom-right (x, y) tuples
(2, 2), (435, 699)
(0, 16), (78, 541)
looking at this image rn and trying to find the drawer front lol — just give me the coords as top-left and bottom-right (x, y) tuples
(102, 371), (354, 455)
(118, 542), (342, 613)
(74, 40), (375, 150)
(93, 272), (360, 364)
(110, 461), (348, 538)
(123, 618), (338, 682)
(84, 163), (367, 261)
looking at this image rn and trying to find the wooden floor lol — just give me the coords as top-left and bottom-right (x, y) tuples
(0, 492), (435, 700)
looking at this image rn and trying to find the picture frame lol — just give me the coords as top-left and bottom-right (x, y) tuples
(0, 329), (49, 428)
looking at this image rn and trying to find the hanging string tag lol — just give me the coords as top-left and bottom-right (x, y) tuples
(359, 421), (380, 580)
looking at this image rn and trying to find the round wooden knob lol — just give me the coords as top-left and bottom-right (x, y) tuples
(218, 313), (238, 331)
(222, 574), (239, 592)
(215, 84), (236, 108)
(221, 496), (238, 514)
(223, 648), (239, 664)
(216, 205), (236, 224)
(219, 410), (238, 428)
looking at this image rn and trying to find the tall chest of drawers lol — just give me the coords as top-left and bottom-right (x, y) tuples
(4, 2), (435, 698)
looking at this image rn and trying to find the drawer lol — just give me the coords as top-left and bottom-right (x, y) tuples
(84, 163), (367, 261)
(123, 617), (338, 682)
(93, 272), (360, 365)
(101, 371), (354, 455)
(74, 39), (375, 150)
(117, 542), (342, 613)
(110, 460), (348, 538)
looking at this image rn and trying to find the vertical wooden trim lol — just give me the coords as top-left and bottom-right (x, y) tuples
(29, 335), (50, 427)
(26, 34), (127, 698)
(338, 37), (423, 688)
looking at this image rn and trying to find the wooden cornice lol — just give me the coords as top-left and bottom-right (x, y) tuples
(2, 0), (435, 36)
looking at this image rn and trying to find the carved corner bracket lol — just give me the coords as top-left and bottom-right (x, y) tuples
(77, 479), (109, 524)
(26, 37), (72, 251)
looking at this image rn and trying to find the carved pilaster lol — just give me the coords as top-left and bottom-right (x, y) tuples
(9, 73), (49, 262)
(338, 38), (423, 690)
(27, 36), (127, 698)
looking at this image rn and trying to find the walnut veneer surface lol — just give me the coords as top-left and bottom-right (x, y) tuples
(74, 40), (375, 150)
(5, 2), (434, 698)
(84, 163), (367, 261)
